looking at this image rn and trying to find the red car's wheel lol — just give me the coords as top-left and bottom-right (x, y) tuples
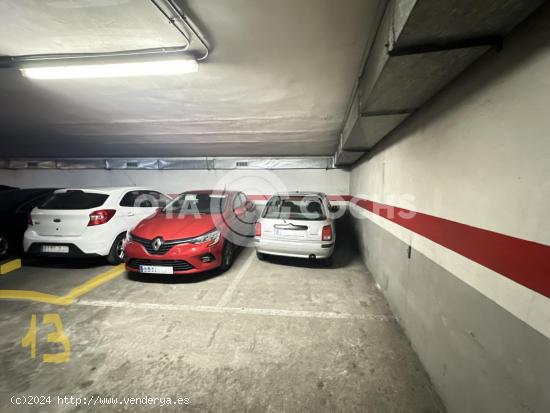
(220, 241), (235, 272)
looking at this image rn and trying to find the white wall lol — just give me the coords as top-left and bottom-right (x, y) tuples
(0, 168), (350, 197)
(350, 5), (550, 413)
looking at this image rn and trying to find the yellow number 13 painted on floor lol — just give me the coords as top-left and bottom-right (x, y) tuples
(21, 314), (71, 363)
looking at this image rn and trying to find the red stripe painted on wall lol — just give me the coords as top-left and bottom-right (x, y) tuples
(352, 198), (550, 299)
(247, 195), (270, 201)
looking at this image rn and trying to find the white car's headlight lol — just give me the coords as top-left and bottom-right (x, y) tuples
(189, 229), (221, 245)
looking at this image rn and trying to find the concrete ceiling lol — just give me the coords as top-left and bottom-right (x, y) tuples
(0, 0), (382, 158)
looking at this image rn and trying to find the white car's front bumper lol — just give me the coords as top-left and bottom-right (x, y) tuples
(254, 237), (334, 259)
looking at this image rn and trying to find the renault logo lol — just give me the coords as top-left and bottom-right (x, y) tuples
(152, 237), (164, 252)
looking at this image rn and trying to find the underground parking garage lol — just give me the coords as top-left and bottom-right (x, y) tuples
(0, 0), (549, 411)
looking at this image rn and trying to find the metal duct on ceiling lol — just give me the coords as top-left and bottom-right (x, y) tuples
(56, 159), (107, 170)
(7, 160), (56, 169)
(158, 158), (209, 170)
(335, 0), (546, 166)
(106, 159), (160, 170)
(1, 157), (334, 171)
(211, 157), (333, 170)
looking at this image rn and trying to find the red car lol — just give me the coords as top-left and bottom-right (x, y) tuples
(124, 190), (257, 275)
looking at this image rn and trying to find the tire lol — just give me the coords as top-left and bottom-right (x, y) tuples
(0, 235), (9, 259)
(322, 256), (334, 268)
(256, 251), (265, 261)
(219, 241), (235, 272)
(107, 233), (126, 265)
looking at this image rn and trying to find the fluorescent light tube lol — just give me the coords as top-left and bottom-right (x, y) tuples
(20, 58), (199, 80)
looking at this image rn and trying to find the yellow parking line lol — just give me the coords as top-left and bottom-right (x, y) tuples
(0, 290), (71, 305)
(64, 264), (125, 302)
(0, 264), (125, 306)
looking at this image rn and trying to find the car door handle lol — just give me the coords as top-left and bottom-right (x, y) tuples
(127, 212), (135, 216)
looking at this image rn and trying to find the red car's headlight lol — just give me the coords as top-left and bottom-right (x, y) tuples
(189, 229), (221, 246)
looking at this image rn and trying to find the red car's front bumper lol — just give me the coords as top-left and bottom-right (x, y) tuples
(124, 239), (224, 274)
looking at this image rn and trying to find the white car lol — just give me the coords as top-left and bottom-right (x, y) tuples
(24, 187), (170, 264)
(254, 192), (338, 263)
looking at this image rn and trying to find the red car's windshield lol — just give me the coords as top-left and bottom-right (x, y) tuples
(163, 193), (228, 215)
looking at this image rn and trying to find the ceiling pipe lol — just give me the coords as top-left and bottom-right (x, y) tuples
(150, 0), (209, 61)
(148, 0), (192, 43)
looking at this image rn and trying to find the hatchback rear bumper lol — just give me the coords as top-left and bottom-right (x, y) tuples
(23, 228), (114, 256)
(254, 237), (334, 259)
(26, 243), (101, 258)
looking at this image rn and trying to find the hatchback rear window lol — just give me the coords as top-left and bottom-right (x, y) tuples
(39, 191), (109, 210)
(263, 196), (326, 221)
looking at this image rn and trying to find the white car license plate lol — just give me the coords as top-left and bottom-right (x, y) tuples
(139, 265), (173, 275)
(42, 245), (69, 254)
(277, 229), (306, 239)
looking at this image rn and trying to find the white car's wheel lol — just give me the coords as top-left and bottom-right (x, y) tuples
(323, 255), (333, 268)
(107, 233), (126, 265)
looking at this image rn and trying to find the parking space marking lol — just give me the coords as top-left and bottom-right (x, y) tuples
(75, 299), (394, 321)
(216, 248), (255, 307)
(0, 264), (125, 306)
(0, 290), (71, 305)
(63, 264), (125, 303)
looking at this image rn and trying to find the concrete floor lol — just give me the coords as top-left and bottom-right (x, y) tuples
(0, 224), (445, 412)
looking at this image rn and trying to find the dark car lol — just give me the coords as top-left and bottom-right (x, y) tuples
(0, 185), (18, 191)
(0, 188), (59, 259)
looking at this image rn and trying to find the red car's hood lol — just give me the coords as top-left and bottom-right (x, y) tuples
(132, 212), (220, 240)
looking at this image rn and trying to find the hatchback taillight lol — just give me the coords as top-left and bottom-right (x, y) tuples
(28, 214), (33, 226)
(322, 225), (333, 241)
(88, 209), (116, 226)
(255, 222), (262, 237)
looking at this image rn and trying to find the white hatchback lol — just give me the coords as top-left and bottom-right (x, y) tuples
(24, 187), (170, 264)
(254, 192), (338, 263)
